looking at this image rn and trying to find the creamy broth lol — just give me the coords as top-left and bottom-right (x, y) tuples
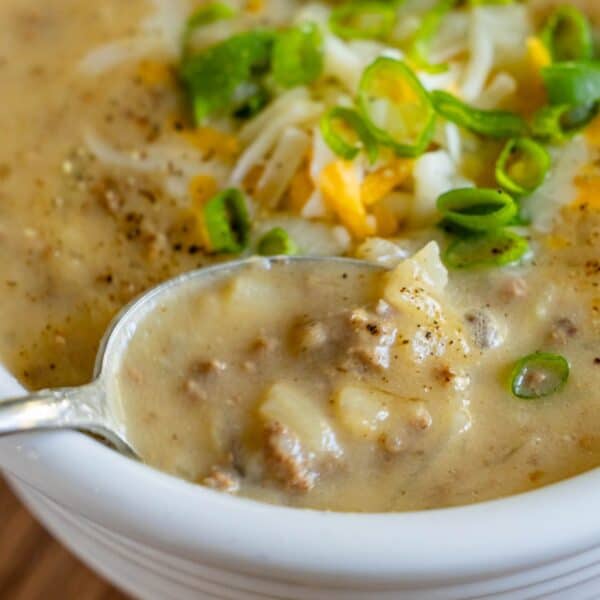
(116, 239), (600, 512)
(0, 0), (599, 511)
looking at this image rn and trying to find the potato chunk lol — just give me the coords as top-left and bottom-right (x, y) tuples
(334, 385), (433, 452)
(259, 383), (343, 459)
(334, 386), (392, 439)
(384, 242), (470, 363)
(259, 383), (343, 491)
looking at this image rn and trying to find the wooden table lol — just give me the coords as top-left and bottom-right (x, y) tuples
(0, 477), (127, 599)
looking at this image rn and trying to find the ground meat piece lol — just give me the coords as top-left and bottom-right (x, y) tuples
(464, 309), (503, 349)
(549, 317), (578, 344)
(347, 307), (398, 370)
(191, 359), (227, 375)
(522, 369), (548, 395)
(183, 378), (207, 402)
(379, 404), (432, 454)
(126, 366), (143, 384)
(498, 277), (528, 302)
(203, 467), (240, 494)
(434, 364), (457, 386)
(292, 319), (328, 352)
(264, 422), (316, 492)
(409, 405), (434, 431)
(251, 333), (278, 354)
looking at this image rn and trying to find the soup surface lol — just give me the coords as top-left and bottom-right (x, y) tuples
(0, 0), (599, 511)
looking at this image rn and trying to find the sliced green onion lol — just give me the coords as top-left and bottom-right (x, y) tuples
(495, 138), (551, 196)
(510, 352), (570, 399)
(532, 102), (599, 143)
(330, 2), (397, 41)
(443, 230), (529, 269)
(437, 188), (517, 232)
(257, 228), (298, 256)
(233, 85), (270, 119)
(358, 58), (436, 157)
(320, 107), (379, 163)
(541, 5), (593, 63)
(409, 0), (457, 74)
(541, 60), (600, 107)
(182, 2), (235, 55)
(203, 188), (250, 254)
(180, 30), (274, 124)
(431, 90), (528, 139)
(272, 22), (324, 88)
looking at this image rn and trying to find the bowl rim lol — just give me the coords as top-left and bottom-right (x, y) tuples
(2, 411), (600, 588)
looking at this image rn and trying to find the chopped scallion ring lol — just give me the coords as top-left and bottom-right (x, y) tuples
(182, 2), (235, 55)
(541, 5), (593, 63)
(203, 188), (250, 254)
(358, 58), (436, 157)
(495, 138), (551, 196)
(180, 30), (274, 124)
(431, 90), (528, 139)
(409, 0), (457, 74)
(541, 60), (600, 107)
(329, 2), (397, 41)
(272, 22), (324, 88)
(320, 107), (379, 163)
(532, 102), (599, 143)
(257, 228), (298, 256)
(510, 352), (570, 399)
(443, 230), (529, 269)
(233, 85), (270, 119)
(437, 188), (517, 232)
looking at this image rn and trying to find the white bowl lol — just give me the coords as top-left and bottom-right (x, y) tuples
(1, 365), (600, 599)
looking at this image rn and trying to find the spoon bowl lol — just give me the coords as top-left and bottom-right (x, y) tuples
(0, 256), (384, 457)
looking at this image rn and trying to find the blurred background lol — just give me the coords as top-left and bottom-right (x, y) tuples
(0, 478), (125, 599)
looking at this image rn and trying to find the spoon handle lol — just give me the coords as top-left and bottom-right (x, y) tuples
(0, 383), (127, 451)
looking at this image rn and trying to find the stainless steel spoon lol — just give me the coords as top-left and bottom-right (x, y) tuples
(0, 256), (382, 457)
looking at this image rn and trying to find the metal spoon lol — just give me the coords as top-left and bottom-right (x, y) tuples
(0, 256), (382, 457)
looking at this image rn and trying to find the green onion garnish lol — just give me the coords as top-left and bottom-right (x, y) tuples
(320, 106), (379, 163)
(532, 102), (599, 143)
(272, 22), (324, 88)
(510, 352), (570, 399)
(443, 230), (529, 269)
(437, 188), (517, 232)
(182, 2), (235, 55)
(431, 90), (529, 139)
(233, 85), (270, 119)
(329, 2), (397, 41)
(409, 0), (457, 74)
(358, 58), (436, 157)
(257, 228), (298, 256)
(541, 60), (600, 107)
(203, 188), (250, 254)
(495, 138), (551, 196)
(541, 5), (593, 63)
(180, 30), (274, 124)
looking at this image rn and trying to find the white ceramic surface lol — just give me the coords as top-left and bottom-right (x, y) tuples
(1, 364), (600, 599)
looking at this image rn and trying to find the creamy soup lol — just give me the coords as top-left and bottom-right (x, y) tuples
(0, 0), (599, 511)
(115, 242), (599, 511)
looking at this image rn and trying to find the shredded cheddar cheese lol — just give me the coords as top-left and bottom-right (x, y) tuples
(288, 165), (314, 212)
(137, 60), (173, 86)
(361, 159), (413, 207)
(526, 37), (551, 72)
(245, 0), (265, 13)
(182, 127), (240, 162)
(189, 175), (218, 209)
(319, 161), (374, 239)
